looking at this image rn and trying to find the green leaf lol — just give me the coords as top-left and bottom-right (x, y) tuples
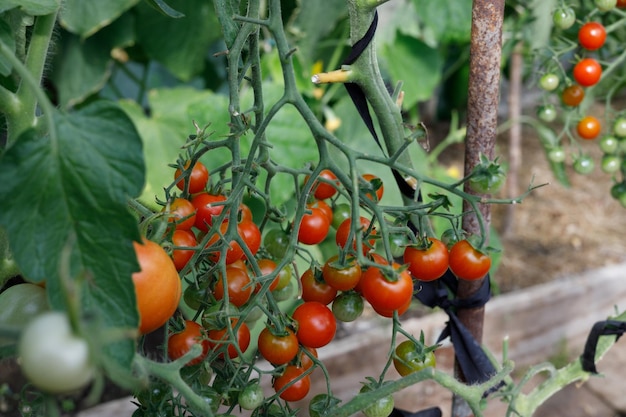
(59, 0), (139, 38)
(134, 0), (221, 81)
(0, 100), (145, 367)
(51, 13), (135, 108)
(0, 19), (15, 76)
(381, 32), (442, 108)
(410, 0), (472, 43)
(119, 87), (231, 206)
(0, 0), (60, 15)
(144, 0), (184, 18)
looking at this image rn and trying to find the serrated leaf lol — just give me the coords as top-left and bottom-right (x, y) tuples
(381, 33), (442, 109)
(144, 0), (184, 18)
(411, 0), (472, 43)
(0, 100), (145, 367)
(0, 0), (60, 15)
(0, 19), (15, 76)
(134, 0), (221, 81)
(59, 0), (139, 38)
(51, 13), (135, 108)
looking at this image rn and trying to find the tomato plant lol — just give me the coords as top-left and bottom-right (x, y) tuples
(132, 239), (182, 334)
(167, 320), (209, 366)
(18, 312), (95, 393)
(273, 365), (311, 402)
(448, 240), (491, 281)
(257, 327), (299, 365)
(573, 58), (602, 87)
(292, 301), (337, 348)
(403, 237), (449, 282)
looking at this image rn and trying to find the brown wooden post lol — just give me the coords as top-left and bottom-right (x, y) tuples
(452, 0), (505, 416)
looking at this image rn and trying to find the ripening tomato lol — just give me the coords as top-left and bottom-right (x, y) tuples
(300, 267), (337, 305)
(361, 173), (384, 201)
(213, 265), (253, 307)
(273, 365), (310, 402)
(133, 239), (182, 334)
(403, 237), (449, 282)
(257, 327), (299, 365)
(577, 116), (602, 140)
(191, 193), (227, 232)
(618, 0), (626, 7)
(335, 217), (377, 255)
(292, 301), (337, 348)
(308, 169), (338, 200)
(175, 160), (209, 194)
(322, 254), (362, 291)
(171, 229), (198, 271)
(393, 340), (436, 377)
(578, 22), (606, 50)
(207, 318), (250, 359)
(448, 240), (491, 281)
(297, 207), (330, 245)
(360, 264), (414, 313)
(167, 320), (209, 366)
(164, 198), (196, 230)
(561, 84), (585, 107)
(573, 58), (602, 87)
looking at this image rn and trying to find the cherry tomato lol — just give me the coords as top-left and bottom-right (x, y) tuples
(448, 240), (491, 281)
(595, 0), (617, 11)
(167, 320), (209, 366)
(297, 207), (330, 245)
(561, 84), (585, 107)
(360, 385), (394, 417)
(18, 312), (95, 393)
(537, 104), (557, 123)
(238, 203), (254, 223)
(361, 173), (384, 201)
(371, 294), (412, 318)
(273, 365), (310, 402)
(254, 258), (281, 292)
(207, 318), (250, 359)
(548, 147), (567, 163)
(403, 237), (449, 282)
(308, 199), (333, 223)
(239, 383), (264, 410)
(601, 155), (621, 173)
(239, 220), (261, 258)
(578, 22), (606, 50)
(292, 301), (337, 348)
(611, 181), (626, 207)
(133, 239), (182, 334)
(175, 160), (209, 194)
(322, 254), (362, 291)
(263, 228), (290, 259)
(307, 169), (338, 200)
(297, 347), (318, 371)
(257, 327), (299, 365)
(618, 0), (626, 7)
(613, 118), (626, 137)
(213, 265), (253, 307)
(599, 135), (619, 153)
(573, 58), (602, 87)
(335, 216), (377, 255)
(360, 264), (414, 313)
(191, 193), (227, 232)
(205, 220), (245, 265)
(164, 198), (196, 230)
(331, 292), (364, 322)
(171, 229), (198, 271)
(573, 155), (595, 174)
(539, 73), (559, 91)
(300, 267), (337, 305)
(331, 203), (351, 229)
(553, 6), (576, 30)
(577, 116), (601, 140)
(393, 340), (436, 376)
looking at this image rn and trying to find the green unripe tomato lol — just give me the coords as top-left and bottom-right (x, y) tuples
(359, 385), (394, 417)
(539, 74), (560, 91)
(553, 6), (576, 30)
(239, 383), (264, 410)
(601, 155), (621, 174)
(595, 0), (617, 11)
(613, 118), (626, 138)
(573, 155), (595, 175)
(599, 136), (619, 154)
(547, 147), (566, 163)
(537, 104), (557, 122)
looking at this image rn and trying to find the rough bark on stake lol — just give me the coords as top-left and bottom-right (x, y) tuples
(453, 1), (505, 417)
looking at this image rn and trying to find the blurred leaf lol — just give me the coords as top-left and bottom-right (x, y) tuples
(411, 0), (472, 43)
(0, 100), (144, 367)
(0, 19), (15, 76)
(0, 0), (60, 15)
(381, 32), (442, 108)
(59, 0), (139, 38)
(144, 0), (184, 18)
(134, 0), (221, 81)
(51, 13), (135, 108)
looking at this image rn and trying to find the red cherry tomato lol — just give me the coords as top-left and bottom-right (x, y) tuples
(322, 254), (362, 291)
(577, 116), (602, 140)
(573, 58), (602, 87)
(300, 267), (337, 305)
(361, 173), (384, 201)
(297, 207), (330, 245)
(360, 263), (414, 314)
(167, 320), (209, 366)
(257, 327), (299, 365)
(403, 237), (449, 282)
(335, 217), (377, 255)
(448, 240), (491, 281)
(205, 220), (245, 265)
(254, 258), (281, 292)
(578, 22), (606, 51)
(207, 318), (250, 359)
(213, 265), (253, 307)
(297, 347), (318, 371)
(308, 199), (333, 223)
(273, 365), (310, 402)
(292, 301), (336, 348)
(238, 220), (261, 258)
(191, 193), (227, 232)
(171, 229), (198, 271)
(164, 198), (196, 230)
(307, 169), (338, 200)
(175, 160), (209, 194)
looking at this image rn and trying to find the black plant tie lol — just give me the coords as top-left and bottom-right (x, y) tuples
(342, 11), (418, 201)
(415, 270), (500, 392)
(581, 319), (626, 373)
(390, 406), (442, 417)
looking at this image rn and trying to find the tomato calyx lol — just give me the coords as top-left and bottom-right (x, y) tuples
(467, 154), (506, 194)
